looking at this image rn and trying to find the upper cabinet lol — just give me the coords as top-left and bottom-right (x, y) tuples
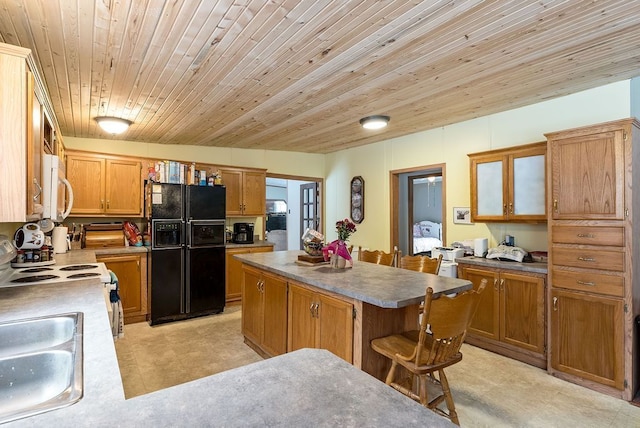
(0, 43), (57, 222)
(66, 151), (143, 216)
(469, 142), (547, 223)
(220, 168), (266, 216)
(546, 123), (625, 220)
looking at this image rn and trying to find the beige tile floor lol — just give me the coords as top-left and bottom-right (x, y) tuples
(115, 307), (640, 427)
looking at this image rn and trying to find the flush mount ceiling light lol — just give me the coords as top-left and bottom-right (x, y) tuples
(95, 116), (132, 134)
(359, 115), (390, 130)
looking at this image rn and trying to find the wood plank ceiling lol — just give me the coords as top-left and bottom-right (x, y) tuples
(0, 0), (639, 154)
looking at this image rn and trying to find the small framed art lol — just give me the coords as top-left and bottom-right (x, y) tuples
(350, 176), (364, 223)
(453, 207), (472, 224)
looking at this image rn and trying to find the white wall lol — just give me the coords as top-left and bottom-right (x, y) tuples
(323, 80), (633, 252)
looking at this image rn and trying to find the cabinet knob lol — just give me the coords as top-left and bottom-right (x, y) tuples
(553, 296), (558, 311)
(577, 233), (595, 239)
(508, 203), (513, 214)
(553, 199), (558, 212)
(577, 256), (595, 262)
(577, 280), (595, 286)
(493, 279), (498, 290)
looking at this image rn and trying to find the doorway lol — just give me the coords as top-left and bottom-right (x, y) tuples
(266, 174), (323, 251)
(390, 164), (446, 256)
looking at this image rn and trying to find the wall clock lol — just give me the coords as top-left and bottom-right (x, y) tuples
(350, 176), (364, 223)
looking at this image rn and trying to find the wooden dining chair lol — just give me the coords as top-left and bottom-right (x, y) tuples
(358, 246), (399, 267)
(400, 254), (443, 275)
(370, 279), (487, 425)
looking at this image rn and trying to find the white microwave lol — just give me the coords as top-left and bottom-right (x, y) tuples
(42, 154), (74, 222)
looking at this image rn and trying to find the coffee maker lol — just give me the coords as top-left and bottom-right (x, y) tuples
(233, 223), (254, 244)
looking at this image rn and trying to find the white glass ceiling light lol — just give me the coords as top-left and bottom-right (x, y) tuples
(95, 117), (132, 134)
(359, 115), (390, 130)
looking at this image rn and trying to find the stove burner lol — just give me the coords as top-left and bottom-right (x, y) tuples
(59, 265), (98, 272)
(66, 272), (100, 279)
(11, 274), (60, 283)
(20, 267), (55, 273)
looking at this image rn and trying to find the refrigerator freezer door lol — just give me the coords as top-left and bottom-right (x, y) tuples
(150, 183), (184, 219)
(150, 248), (184, 324)
(186, 185), (226, 220)
(186, 247), (225, 315)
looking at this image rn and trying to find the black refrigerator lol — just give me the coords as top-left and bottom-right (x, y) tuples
(148, 183), (226, 325)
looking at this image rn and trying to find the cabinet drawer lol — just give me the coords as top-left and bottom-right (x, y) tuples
(551, 268), (624, 297)
(551, 247), (624, 272)
(552, 226), (624, 246)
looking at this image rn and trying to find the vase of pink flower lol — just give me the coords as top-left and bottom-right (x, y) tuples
(324, 218), (356, 269)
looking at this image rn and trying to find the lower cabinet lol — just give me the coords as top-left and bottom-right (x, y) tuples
(287, 281), (354, 363)
(97, 253), (148, 324)
(241, 265), (288, 357)
(226, 245), (272, 304)
(550, 288), (624, 390)
(458, 264), (546, 367)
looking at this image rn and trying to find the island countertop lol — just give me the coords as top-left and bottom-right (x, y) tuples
(1, 253), (453, 427)
(235, 250), (473, 308)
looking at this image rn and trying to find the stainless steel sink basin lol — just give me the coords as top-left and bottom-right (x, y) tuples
(0, 312), (83, 424)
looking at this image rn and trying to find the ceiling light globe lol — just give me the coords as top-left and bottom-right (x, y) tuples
(95, 117), (132, 134)
(359, 115), (390, 130)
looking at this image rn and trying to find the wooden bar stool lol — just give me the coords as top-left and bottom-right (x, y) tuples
(399, 254), (443, 275)
(370, 279), (487, 425)
(358, 246), (399, 267)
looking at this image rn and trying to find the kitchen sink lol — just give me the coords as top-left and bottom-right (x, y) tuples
(0, 312), (83, 424)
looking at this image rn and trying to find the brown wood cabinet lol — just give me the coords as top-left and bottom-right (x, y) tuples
(241, 265), (288, 357)
(66, 151), (143, 216)
(458, 264), (546, 368)
(469, 142), (546, 223)
(225, 246), (272, 304)
(0, 43), (44, 222)
(546, 118), (639, 400)
(287, 281), (354, 363)
(221, 168), (266, 216)
(97, 253), (148, 324)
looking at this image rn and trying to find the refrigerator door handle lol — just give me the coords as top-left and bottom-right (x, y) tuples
(185, 221), (191, 247)
(183, 251), (188, 314)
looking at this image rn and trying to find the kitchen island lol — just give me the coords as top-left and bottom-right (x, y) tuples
(0, 250), (454, 427)
(236, 250), (473, 380)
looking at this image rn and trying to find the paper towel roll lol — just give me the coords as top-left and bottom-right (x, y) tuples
(474, 238), (488, 257)
(52, 226), (69, 254)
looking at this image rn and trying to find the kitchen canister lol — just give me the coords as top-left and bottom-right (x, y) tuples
(52, 226), (69, 254)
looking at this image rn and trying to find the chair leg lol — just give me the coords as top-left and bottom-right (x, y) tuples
(418, 374), (429, 407)
(438, 369), (460, 426)
(385, 361), (398, 385)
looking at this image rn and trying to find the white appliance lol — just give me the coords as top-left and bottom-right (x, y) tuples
(0, 262), (110, 288)
(42, 154), (74, 223)
(432, 247), (465, 261)
(438, 261), (457, 278)
(474, 238), (488, 257)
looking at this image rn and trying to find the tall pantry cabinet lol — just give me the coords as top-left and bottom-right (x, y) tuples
(546, 118), (640, 401)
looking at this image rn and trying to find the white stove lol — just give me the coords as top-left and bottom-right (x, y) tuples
(0, 262), (111, 288)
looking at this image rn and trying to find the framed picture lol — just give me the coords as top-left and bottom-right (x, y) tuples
(350, 176), (364, 223)
(453, 207), (472, 224)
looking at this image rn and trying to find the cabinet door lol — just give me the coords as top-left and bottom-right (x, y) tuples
(551, 289), (624, 389)
(261, 273), (288, 356)
(287, 283), (316, 352)
(500, 272), (545, 354)
(221, 170), (242, 215)
(317, 293), (353, 363)
(67, 154), (106, 214)
(550, 129), (625, 220)
(97, 254), (144, 322)
(509, 146), (546, 221)
(242, 171), (266, 216)
(461, 267), (500, 340)
(28, 78), (44, 219)
(470, 154), (506, 221)
(242, 268), (263, 344)
(226, 248), (248, 303)
(105, 159), (142, 215)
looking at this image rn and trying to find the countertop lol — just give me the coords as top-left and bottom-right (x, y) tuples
(235, 250), (472, 308)
(455, 256), (548, 274)
(225, 239), (275, 249)
(1, 251), (452, 427)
